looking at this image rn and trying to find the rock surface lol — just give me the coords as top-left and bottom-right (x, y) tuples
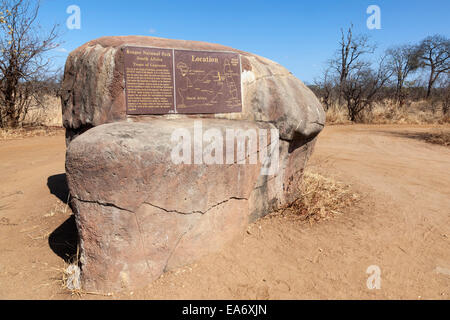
(66, 119), (316, 292)
(62, 36), (324, 292)
(61, 36), (325, 143)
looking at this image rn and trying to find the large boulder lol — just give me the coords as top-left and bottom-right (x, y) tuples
(62, 36), (324, 292)
(66, 119), (316, 292)
(61, 36), (324, 143)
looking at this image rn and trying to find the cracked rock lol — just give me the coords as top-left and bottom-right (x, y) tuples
(63, 36), (323, 293)
(66, 119), (317, 292)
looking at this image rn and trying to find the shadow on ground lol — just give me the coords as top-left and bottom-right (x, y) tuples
(376, 129), (450, 147)
(48, 215), (78, 262)
(47, 173), (79, 262)
(47, 174), (70, 204)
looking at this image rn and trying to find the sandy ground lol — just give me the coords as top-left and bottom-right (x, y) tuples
(0, 124), (449, 300)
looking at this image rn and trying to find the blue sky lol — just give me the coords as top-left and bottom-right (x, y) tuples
(39, 0), (449, 84)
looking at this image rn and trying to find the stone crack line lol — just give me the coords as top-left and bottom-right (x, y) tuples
(72, 196), (134, 212)
(144, 196), (248, 215)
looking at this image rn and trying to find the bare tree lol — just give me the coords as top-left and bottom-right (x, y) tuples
(417, 35), (450, 99)
(437, 72), (450, 116)
(443, 85), (450, 116)
(386, 44), (421, 106)
(341, 56), (393, 121)
(0, 0), (59, 128)
(313, 67), (335, 111)
(330, 24), (375, 102)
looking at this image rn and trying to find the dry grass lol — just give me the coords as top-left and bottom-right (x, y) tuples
(420, 130), (450, 147)
(324, 105), (352, 125)
(1, 94), (62, 139)
(60, 264), (114, 297)
(23, 95), (62, 127)
(57, 244), (112, 297)
(44, 198), (71, 218)
(0, 126), (63, 140)
(59, 245), (82, 296)
(280, 170), (360, 223)
(326, 99), (450, 125)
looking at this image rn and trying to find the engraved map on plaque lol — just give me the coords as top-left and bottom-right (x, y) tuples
(174, 50), (242, 114)
(124, 46), (242, 115)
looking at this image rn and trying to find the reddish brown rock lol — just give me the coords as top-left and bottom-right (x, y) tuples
(61, 36), (324, 143)
(62, 36), (324, 292)
(66, 119), (317, 292)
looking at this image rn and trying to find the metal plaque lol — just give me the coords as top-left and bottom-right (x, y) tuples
(124, 46), (175, 115)
(124, 46), (242, 115)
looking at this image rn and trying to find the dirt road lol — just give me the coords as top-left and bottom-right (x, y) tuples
(0, 125), (449, 299)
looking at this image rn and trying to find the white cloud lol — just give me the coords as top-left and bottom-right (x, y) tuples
(55, 47), (68, 53)
(149, 28), (157, 34)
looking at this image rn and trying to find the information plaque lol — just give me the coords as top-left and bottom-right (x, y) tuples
(124, 46), (242, 115)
